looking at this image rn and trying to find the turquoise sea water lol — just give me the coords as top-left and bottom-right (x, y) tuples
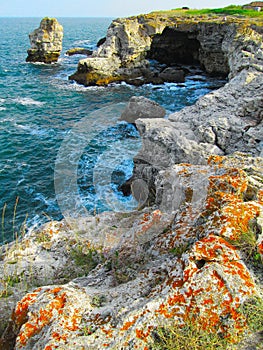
(0, 17), (226, 242)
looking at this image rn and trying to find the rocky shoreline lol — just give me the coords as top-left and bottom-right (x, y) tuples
(1, 10), (263, 350)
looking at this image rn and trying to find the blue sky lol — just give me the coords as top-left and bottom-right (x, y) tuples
(0, 0), (246, 17)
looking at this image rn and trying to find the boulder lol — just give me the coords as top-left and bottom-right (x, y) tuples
(66, 47), (92, 56)
(159, 67), (185, 82)
(120, 96), (166, 123)
(26, 17), (63, 63)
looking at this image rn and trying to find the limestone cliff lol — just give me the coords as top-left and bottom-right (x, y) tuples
(26, 17), (63, 64)
(69, 14), (263, 85)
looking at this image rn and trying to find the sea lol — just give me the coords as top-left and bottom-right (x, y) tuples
(0, 17), (226, 243)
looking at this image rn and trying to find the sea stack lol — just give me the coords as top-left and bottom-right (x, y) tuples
(26, 17), (63, 63)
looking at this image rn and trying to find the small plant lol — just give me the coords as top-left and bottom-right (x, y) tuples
(230, 230), (257, 257)
(36, 232), (52, 244)
(151, 319), (229, 350)
(91, 294), (106, 307)
(150, 297), (263, 350)
(170, 243), (189, 257)
(81, 324), (96, 336)
(0, 274), (21, 298)
(71, 244), (104, 273)
(239, 296), (263, 333)
(226, 224), (262, 267)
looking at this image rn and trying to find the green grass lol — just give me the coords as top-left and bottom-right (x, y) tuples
(70, 244), (105, 274)
(151, 320), (229, 350)
(150, 296), (263, 350)
(151, 5), (263, 18)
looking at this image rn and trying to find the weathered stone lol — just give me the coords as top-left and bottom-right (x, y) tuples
(66, 47), (92, 56)
(26, 17), (63, 63)
(159, 67), (185, 82)
(120, 96), (166, 124)
(0, 154), (262, 349)
(70, 14), (262, 86)
(132, 68), (263, 195)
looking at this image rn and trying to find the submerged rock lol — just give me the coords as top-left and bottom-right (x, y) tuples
(26, 17), (63, 63)
(120, 96), (166, 124)
(66, 47), (93, 56)
(159, 67), (185, 82)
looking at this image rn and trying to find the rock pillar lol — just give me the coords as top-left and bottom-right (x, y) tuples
(26, 17), (63, 64)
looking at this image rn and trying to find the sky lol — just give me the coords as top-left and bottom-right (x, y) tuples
(0, 0), (246, 17)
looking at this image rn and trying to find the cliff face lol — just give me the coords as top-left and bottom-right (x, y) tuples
(69, 14), (262, 84)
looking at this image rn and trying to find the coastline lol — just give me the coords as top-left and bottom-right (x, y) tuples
(0, 8), (263, 349)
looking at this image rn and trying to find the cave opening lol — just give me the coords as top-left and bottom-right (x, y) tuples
(147, 27), (201, 66)
(146, 26), (230, 78)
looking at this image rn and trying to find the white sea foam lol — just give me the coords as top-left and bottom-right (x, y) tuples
(14, 122), (52, 137)
(0, 107), (7, 111)
(13, 97), (45, 106)
(73, 39), (91, 46)
(55, 80), (104, 92)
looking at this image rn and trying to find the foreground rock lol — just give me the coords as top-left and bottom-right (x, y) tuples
(0, 154), (262, 349)
(120, 96), (166, 124)
(26, 17), (63, 63)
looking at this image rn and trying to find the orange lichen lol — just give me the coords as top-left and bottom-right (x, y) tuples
(137, 210), (162, 235)
(135, 326), (153, 342)
(101, 327), (113, 338)
(16, 292), (67, 347)
(13, 289), (41, 326)
(121, 315), (139, 331)
(207, 155), (224, 166)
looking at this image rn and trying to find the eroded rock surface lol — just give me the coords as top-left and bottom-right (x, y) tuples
(66, 48), (93, 56)
(69, 14), (263, 85)
(26, 17), (63, 63)
(120, 96), (166, 124)
(0, 154), (262, 349)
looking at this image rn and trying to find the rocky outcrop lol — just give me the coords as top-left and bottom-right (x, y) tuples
(132, 67), (263, 196)
(69, 14), (263, 85)
(2, 11), (262, 350)
(26, 17), (63, 63)
(66, 48), (92, 56)
(0, 154), (262, 349)
(119, 96), (166, 124)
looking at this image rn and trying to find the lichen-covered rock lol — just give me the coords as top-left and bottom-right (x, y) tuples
(0, 154), (262, 349)
(26, 17), (63, 63)
(120, 96), (166, 124)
